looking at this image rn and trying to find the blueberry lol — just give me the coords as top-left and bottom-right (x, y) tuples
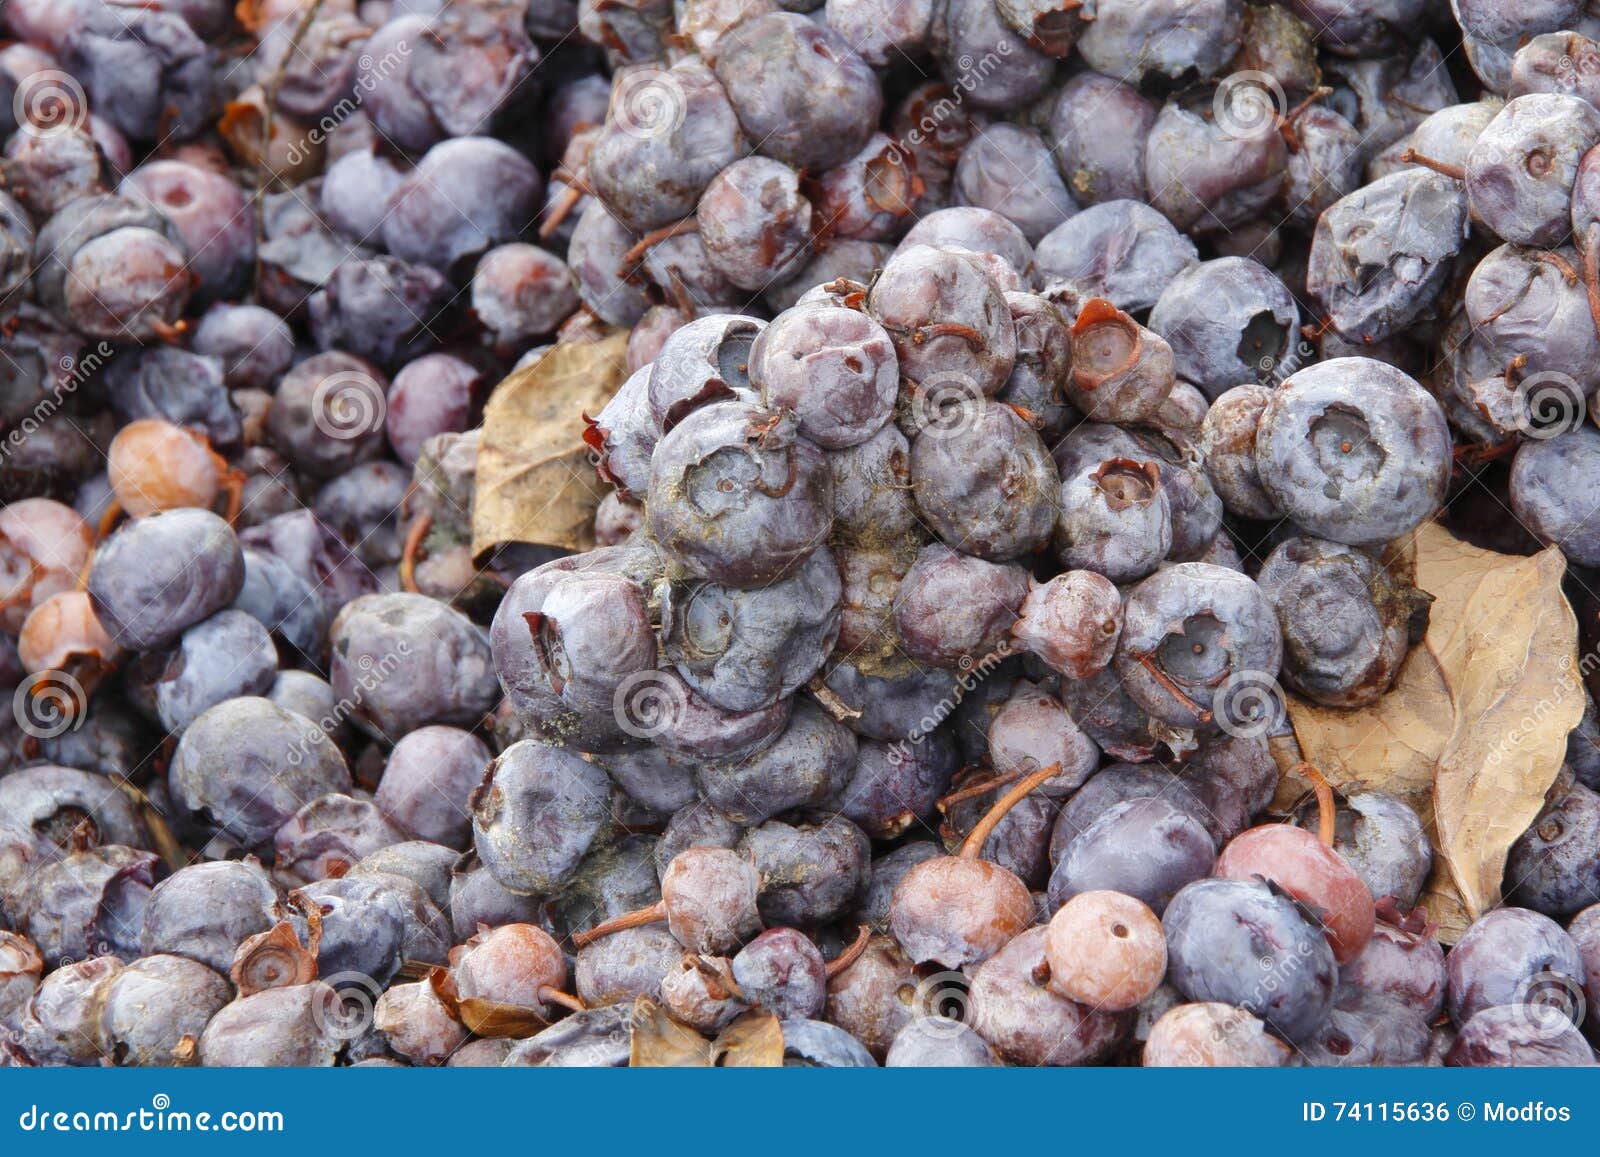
(1506, 783), (1600, 918)
(328, 593), (499, 739)
(1510, 428), (1600, 567)
(967, 927), (1129, 1065)
(1255, 358), (1452, 546)
(140, 860), (280, 975)
(1256, 536), (1423, 709)
(869, 245), (1017, 399)
(1446, 906), (1586, 1026)
(1164, 877), (1337, 1042)
(1148, 258), (1301, 397)
(646, 400), (832, 588)
(836, 733), (960, 840)
(99, 954), (232, 1067)
(1048, 798), (1215, 916)
(1078, 0), (1241, 82)
(16, 844), (159, 966)
(910, 400), (1058, 561)
(1308, 169), (1469, 346)
(750, 306), (897, 450)
(384, 137), (543, 273)
(1114, 562), (1282, 731)
(712, 13), (881, 171)
(740, 817), (869, 927)
(201, 983), (343, 1067)
(892, 544), (1031, 668)
(471, 739), (614, 895)
(588, 58), (748, 232)
(1035, 200), (1196, 313)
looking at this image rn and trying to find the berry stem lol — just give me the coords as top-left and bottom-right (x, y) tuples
(399, 511), (432, 594)
(1135, 653), (1213, 724)
(1295, 760), (1337, 847)
(571, 899), (668, 948)
(807, 676), (861, 722)
(539, 987), (589, 1014)
(936, 767), (1025, 813)
(824, 924), (872, 980)
(1398, 148), (1464, 181)
(959, 762), (1060, 859)
(620, 218), (699, 269)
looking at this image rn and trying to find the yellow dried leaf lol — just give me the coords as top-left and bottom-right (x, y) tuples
(470, 333), (629, 564)
(1283, 522), (1583, 933)
(710, 1011), (785, 1067)
(628, 996), (711, 1067)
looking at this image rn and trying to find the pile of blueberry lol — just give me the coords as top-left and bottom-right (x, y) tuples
(3, 0), (1600, 1070)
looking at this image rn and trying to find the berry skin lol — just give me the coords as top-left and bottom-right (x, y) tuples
(1147, 258), (1301, 398)
(953, 122), (1079, 245)
(697, 698), (856, 824)
(1045, 891), (1167, 1012)
(891, 856), (1036, 969)
(1341, 917), (1447, 1022)
(120, 159), (253, 305)
(1215, 824), (1376, 964)
(1446, 1004), (1597, 1066)
(1294, 791), (1433, 910)
(886, 1018), (1002, 1067)
(731, 928), (828, 1020)
(1144, 90), (1287, 235)
(1254, 358), (1453, 547)
(909, 400), (1058, 561)
(1163, 877), (1337, 1043)
(1256, 536), (1424, 709)
(934, 0), (1055, 112)
(140, 860), (280, 976)
(712, 13), (882, 172)
(375, 726), (492, 849)
(749, 306), (897, 450)
(99, 954), (233, 1067)
(646, 314), (763, 435)
(646, 400), (833, 589)
(1077, 0), (1241, 83)
(1510, 427), (1600, 567)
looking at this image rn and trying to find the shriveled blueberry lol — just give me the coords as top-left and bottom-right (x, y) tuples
(168, 697), (352, 850)
(1114, 563), (1283, 730)
(1148, 258), (1300, 397)
(200, 983), (343, 1067)
(471, 740), (614, 895)
(1255, 358), (1452, 546)
(892, 544), (1031, 668)
(141, 860), (280, 975)
(749, 306), (897, 449)
(910, 400), (1057, 561)
(740, 817), (870, 927)
(87, 509), (244, 652)
(1306, 169), (1468, 345)
(1035, 200), (1196, 314)
(646, 401), (832, 588)
(329, 593), (499, 739)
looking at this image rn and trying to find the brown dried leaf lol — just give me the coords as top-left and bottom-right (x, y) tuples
(1283, 522), (1582, 933)
(710, 1011), (785, 1067)
(471, 333), (628, 564)
(628, 996), (711, 1067)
